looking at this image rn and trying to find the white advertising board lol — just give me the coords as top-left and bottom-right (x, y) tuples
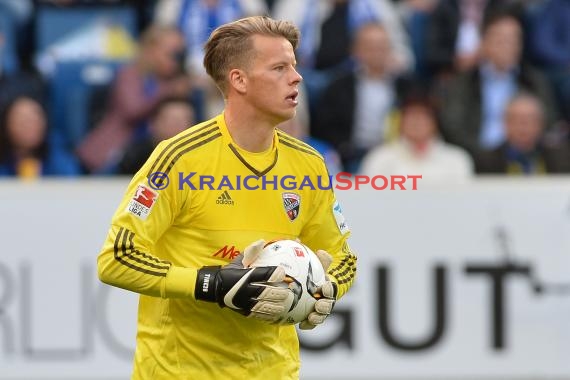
(0, 179), (569, 379)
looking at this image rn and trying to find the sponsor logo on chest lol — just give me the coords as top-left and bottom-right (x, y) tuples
(213, 245), (241, 260)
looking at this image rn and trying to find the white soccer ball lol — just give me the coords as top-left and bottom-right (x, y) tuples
(250, 240), (327, 325)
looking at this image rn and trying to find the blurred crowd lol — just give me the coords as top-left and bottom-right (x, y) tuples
(0, 0), (569, 181)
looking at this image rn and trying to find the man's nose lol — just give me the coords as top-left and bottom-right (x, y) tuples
(291, 68), (303, 84)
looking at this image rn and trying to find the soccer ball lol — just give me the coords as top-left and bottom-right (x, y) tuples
(250, 240), (327, 325)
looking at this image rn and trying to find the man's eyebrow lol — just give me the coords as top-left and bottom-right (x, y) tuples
(271, 60), (297, 66)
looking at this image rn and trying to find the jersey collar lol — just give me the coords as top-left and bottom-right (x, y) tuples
(216, 113), (279, 177)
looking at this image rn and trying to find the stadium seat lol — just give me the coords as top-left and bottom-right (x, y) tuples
(35, 5), (137, 53)
(34, 5), (137, 77)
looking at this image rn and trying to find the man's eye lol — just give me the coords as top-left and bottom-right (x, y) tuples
(275, 66), (284, 71)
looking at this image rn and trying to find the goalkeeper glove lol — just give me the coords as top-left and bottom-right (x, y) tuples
(299, 249), (338, 330)
(194, 240), (293, 322)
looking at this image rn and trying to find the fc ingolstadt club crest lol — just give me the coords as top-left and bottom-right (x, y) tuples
(282, 192), (301, 221)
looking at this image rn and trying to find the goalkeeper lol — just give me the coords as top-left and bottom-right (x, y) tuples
(97, 16), (356, 380)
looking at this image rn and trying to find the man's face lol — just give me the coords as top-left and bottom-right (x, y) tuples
(505, 97), (544, 152)
(151, 31), (185, 78)
(242, 35), (302, 125)
(481, 18), (522, 71)
(352, 25), (391, 75)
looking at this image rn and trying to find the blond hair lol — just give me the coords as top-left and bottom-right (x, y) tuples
(203, 16), (300, 95)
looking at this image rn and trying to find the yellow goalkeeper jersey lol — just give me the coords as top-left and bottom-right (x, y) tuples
(97, 113), (356, 380)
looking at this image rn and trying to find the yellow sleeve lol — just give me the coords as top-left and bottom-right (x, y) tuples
(97, 141), (197, 299)
(299, 164), (357, 299)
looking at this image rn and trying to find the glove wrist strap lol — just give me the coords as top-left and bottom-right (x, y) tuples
(195, 266), (220, 302)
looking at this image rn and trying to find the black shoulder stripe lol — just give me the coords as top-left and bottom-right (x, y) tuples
(279, 138), (321, 158)
(161, 132), (222, 176)
(277, 131), (320, 155)
(113, 227), (169, 277)
(147, 121), (219, 177)
(146, 121), (217, 176)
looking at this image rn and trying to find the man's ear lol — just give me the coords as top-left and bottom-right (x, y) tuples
(228, 69), (247, 94)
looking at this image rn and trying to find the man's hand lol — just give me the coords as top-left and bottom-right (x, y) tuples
(299, 249), (338, 330)
(195, 240), (293, 322)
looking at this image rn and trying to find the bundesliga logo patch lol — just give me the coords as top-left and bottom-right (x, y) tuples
(126, 185), (158, 220)
(333, 200), (350, 235)
(282, 192), (300, 221)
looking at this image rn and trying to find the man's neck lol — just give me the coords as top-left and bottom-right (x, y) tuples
(224, 101), (276, 153)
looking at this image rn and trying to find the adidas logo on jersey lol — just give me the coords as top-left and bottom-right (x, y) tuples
(216, 190), (235, 205)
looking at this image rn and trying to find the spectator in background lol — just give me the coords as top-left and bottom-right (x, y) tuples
(76, 25), (191, 174)
(154, 0), (267, 118)
(475, 92), (570, 174)
(529, 0), (570, 122)
(118, 97), (195, 174)
(395, 0), (440, 79)
(313, 22), (398, 172)
(274, 0), (413, 73)
(273, 0), (413, 111)
(360, 89), (473, 184)
(0, 96), (79, 177)
(154, 0), (267, 77)
(439, 12), (556, 157)
(425, 0), (504, 77)
(276, 85), (343, 175)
